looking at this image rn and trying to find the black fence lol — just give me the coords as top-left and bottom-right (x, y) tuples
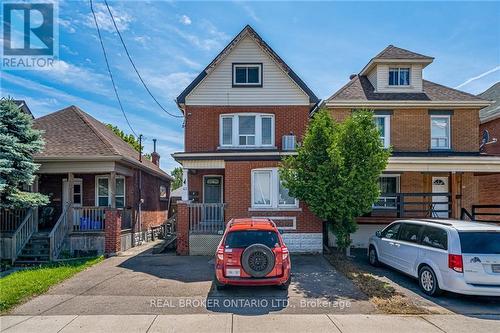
(461, 205), (500, 222)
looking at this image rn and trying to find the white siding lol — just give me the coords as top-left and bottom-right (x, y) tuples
(376, 64), (423, 93)
(282, 233), (323, 253)
(186, 36), (309, 106)
(367, 68), (378, 91)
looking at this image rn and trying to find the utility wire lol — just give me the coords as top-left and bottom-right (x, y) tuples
(89, 0), (138, 137)
(103, 0), (184, 119)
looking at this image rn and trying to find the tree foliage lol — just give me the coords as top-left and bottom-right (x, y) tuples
(280, 109), (390, 249)
(0, 98), (49, 208)
(171, 167), (183, 190)
(106, 124), (151, 160)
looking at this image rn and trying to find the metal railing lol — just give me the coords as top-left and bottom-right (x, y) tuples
(10, 208), (35, 263)
(461, 205), (500, 222)
(72, 206), (106, 231)
(373, 192), (452, 218)
(188, 203), (226, 234)
(49, 203), (72, 261)
(0, 208), (28, 232)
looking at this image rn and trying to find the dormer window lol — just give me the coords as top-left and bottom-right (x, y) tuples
(232, 63), (262, 87)
(389, 67), (410, 86)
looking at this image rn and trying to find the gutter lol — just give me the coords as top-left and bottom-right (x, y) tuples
(325, 100), (491, 108)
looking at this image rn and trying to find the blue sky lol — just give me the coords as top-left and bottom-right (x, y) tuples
(2, 0), (499, 172)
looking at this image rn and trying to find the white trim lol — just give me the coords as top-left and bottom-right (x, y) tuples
(62, 178), (83, 207)
(232, 63), (262, 86)
(173, 151), (297, 159)
(430, 115), (451, 150)
(386, 156), (500, 172)
(325, 100), (490, 108)
(219, 113), (275, 148)
(359, 58), (433, 76)
(95, 175), (126, 208)
(202, 175), (223, 204)
(374, 114), (391, 148)
(251, 168), (299, 209)
(388, 67), (411, 86)
(251, 216), (297, 230)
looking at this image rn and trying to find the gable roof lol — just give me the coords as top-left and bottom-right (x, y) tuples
(373, 45), (434, 60)
(176, 25), (319, 106)
(14, 100), (34, 119)
(33, 106), (172, 180)
(326, 75), (490, 107)
(478, 82), (500, 123)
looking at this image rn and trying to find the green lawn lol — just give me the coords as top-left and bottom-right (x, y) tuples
(0, 256), (103, 313)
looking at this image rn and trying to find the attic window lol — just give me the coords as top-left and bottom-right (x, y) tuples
(233, 63), (262, 86)
(389, 67), (410, 86)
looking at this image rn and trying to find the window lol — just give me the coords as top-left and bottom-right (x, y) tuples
(421, 226), (448, 250)
(225, 230), (279, 249)
(458, 232), (500, 254)
(399, 224), (423, 244)
(431, 116), (450, 149)
(381, 223), (400, 239)
(96, 176), (125, 208)
(251, 168), (298, 209)
(219, 114), (275, 147)
(233, 64), (262, 86)
(374, 115), (390, 148)
(73, 183), (82, 206)
(389, 67), (410, 86)
(160, 185), (168, 200)
(374, 175), (400, 209)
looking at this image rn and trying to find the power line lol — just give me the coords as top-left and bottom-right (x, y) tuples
(89, 0), (138, 137)
(103, 0), (184, 119)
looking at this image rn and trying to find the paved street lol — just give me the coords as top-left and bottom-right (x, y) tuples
(1, 314), (499, 333)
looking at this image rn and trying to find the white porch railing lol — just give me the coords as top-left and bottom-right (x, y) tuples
(49, 203), (72, 261)
(72, 206), (106, 231)
(10, 208), (36, 264)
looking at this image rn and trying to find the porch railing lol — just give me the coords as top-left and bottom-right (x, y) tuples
(461, 205), (500, 222)
(49, 203), (72, 261)
(188, 203), (226, 234)
(373, 192), (452, 218)
(0, 208), (28, 232)
(10, 208), (36, 263)
(72, 206), (106, 231)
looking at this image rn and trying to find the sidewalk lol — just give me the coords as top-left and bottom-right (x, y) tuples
(1, 314), (499, 332)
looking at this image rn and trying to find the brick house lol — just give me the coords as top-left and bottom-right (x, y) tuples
(1, 105), (172, 263)
(173, 25), (322, 255)
(324, 46), (500, 246)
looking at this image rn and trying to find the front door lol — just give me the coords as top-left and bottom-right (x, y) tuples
(62, 179), (83, 207)
(432, 177), (449, 218)
(203, 176), (222, 224)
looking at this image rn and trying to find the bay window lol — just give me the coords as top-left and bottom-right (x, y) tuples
(251, 168), (298, 209)
(220, 114), (275, 148)
(374, 175), (400, 209)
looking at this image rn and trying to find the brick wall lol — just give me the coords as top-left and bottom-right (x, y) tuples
(461, 172), (479, 213)
(327, 108), (480, 152)
(184, 105), (311, 152)
(480, 117), (500, 155)
(188, 169), (225, 203)
(137, 170), (170, 229)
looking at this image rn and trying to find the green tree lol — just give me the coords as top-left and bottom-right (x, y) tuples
(106, 124), (151, 160)
(0, 99), (49, 208)
(171, 167), (183, 190)
(280, 109), (390, 250)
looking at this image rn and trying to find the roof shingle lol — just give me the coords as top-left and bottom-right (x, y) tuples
(373, 45), (434, 60)
(478, 82), (500, 122)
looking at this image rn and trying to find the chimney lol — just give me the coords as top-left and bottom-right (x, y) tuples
(349, 74), (357, 80)
(151, 139), (160, 166)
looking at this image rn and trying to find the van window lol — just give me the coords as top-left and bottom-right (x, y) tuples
(421, 226), (448, 250)
(224, 230), (279, 249)
(459, 232), (500, 254)
(398, 224), (422, 243)
(381, 223), (401, 239)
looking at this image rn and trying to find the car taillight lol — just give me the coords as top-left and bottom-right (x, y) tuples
(448, 254), (463, 273)
(217, 246), (224, 261)
(282, 247), (289, 260)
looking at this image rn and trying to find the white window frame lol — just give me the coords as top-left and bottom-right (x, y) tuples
(95, 175), (126, 208)
(219, 113), (275, 148)
(374, 174), (400, 210)
(251, 168), (299, 209)
(430, 115), (451, 150)
(374, 115), (391, 148)
(233, 63), (262, 86)
(388, 67), (411, 86)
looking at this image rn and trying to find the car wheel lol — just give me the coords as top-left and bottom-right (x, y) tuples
(214, 275), (226, 290)
(368, 246), (380, 267)
(277, 275), (291, 290)
(418, 265), (442, 297)
(241, 244), (275, 278)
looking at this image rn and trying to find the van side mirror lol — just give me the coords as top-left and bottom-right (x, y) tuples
(375, 230), (382, 238)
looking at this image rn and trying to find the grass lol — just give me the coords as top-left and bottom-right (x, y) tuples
(0, 256), (103, 313)
(325, 252), (431, 314)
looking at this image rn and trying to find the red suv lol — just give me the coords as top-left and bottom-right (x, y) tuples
(214, 218), (291, 290)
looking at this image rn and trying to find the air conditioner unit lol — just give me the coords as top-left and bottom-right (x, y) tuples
(282, 135), (296, 151)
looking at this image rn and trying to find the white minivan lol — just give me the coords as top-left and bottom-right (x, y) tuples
(368, 219), (500, 297)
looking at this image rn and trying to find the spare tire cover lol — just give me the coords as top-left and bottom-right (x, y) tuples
(241, 244), (275, 278)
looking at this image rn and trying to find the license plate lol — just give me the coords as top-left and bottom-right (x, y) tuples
(492, 264), (500, 273)
(226, 268), (240, 277)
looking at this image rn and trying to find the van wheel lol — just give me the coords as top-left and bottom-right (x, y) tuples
(418, 266), (442, 297)
(368, 246), (380, 267)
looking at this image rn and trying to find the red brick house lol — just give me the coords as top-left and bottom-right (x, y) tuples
(1, 105), (172, 263)
(173, 25), (322, 255)
(324, 46), (500, 245)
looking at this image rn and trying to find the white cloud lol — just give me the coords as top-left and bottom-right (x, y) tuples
(235, 1), (260, 22)
(170, 21), (229, 51)
(179, 15), (192, 25)
(177, 55), (202, 70)
(133, 35), (151, 46)
(59, 18), (76, 33)
(140, 71), (198, 99)
(85, 3), (133, 33)
(455, 65), (500, 89)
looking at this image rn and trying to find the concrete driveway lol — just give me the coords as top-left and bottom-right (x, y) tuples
(10, 243), (374, 316)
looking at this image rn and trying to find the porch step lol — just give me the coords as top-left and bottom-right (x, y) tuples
(14, 232), (51, 266)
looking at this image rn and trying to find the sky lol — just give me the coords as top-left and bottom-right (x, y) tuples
(1, 0), (500, 173)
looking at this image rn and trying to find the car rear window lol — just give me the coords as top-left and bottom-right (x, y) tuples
(224, 230), (279, 249)
(459, 232), (500, 254)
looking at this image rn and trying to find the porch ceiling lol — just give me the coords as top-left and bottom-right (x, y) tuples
(36, 159), (133, 176)
(179, 159), (225, 169)
(387, 156), (500, 172)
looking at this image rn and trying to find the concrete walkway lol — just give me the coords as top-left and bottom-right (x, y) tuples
(1, 314), (499, 332)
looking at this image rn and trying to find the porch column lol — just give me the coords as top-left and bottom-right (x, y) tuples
(67, 172), (74, 226)
(181, 168), (189, 201)
(33, 175), (39, 232)
(105, 208), (121, 255)
(110, 171), (116, 208)
(450, 172), (459, 219)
